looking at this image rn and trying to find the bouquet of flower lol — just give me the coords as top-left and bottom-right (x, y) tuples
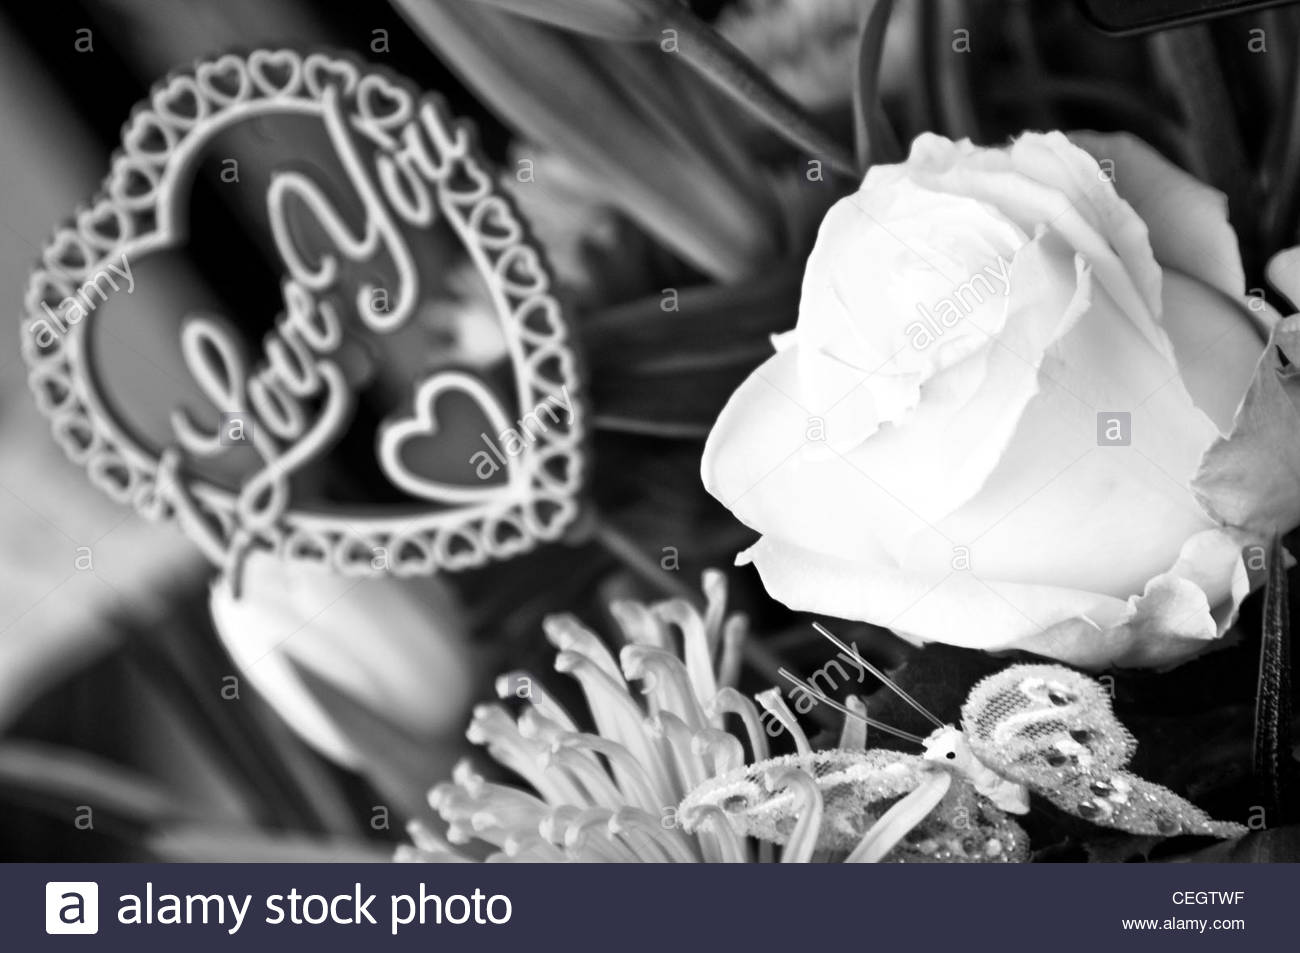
(4, 0), (1299, 864)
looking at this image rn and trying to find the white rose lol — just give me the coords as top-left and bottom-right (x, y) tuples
(703, 131), (1298, 669)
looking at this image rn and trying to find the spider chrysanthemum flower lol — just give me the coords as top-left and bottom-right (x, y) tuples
(397, 571), (1001, 864)
(398, 570), (762, 862)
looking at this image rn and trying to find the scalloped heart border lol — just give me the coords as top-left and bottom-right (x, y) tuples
(20, 49), (587, 578)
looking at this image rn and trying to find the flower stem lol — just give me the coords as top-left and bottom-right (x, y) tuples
(667, 13), (857, 178)
(590, 512), (699, 604)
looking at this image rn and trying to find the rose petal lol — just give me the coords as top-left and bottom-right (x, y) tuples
(835, 232), (1087, 520)
(1014, 529), (1254, 669)
(1193, 313), (1300, 533)
(904, 133), (1168, 360)
(1014, 580), (1215, 670)
(795, 174), (1025, 407)
(1159, 269), (1268, 433)
(701, 233), (1087, 561)
(1070, 130), (1246, 305)
(928, 268), (1220, 597)
(1010, 131), (1163, 322)
(1267, 246), (1300, 312)
(744, 529), (1252, 671)
(701, 344), (935, 562)
(739, 535), (1128, 651)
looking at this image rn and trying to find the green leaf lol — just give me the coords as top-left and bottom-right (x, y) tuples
(467, 0), (857, 177)
(462, 0), (672, 40)
(392, 0), (781, 280)
(0, 740), (199, 829)
(122, 607), (359, 835)
(667, 15), (857, 177)
(1150, 25), (1258, 272)
(582, 263), (802, 434)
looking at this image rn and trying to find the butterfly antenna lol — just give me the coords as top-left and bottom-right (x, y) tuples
(777, 668), (925, 745)
(812, 622), (946, 730)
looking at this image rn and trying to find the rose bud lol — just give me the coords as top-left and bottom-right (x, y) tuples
(704, 130), (1299, 669)
(209, 553), (476, 766)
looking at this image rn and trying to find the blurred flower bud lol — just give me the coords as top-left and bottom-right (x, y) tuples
(465, 0), (676, 41)
(209, 553), (476, 768)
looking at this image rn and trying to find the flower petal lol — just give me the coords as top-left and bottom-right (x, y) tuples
(1267, 247), (1300, 311)
(904, 133), (1165, 356)
(1070, 130), (1246, 304)
(1193, 314), (1300, 533)
(931, 275), (1220, 598)
(1013, 527), (1254, 668)
(1010, 132), (1163, 322)
(740, 535), (1129, 653)
(1160, 269), (1268, 434)
(701, 234), (1085, 563)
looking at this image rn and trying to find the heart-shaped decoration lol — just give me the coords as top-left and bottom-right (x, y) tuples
(21, 50), (587, 579)
(195, 54), (253, 105)
(355, 73), (413, 129)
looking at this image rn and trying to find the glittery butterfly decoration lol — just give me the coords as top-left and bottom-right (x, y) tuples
(679, 624), (1245, 862)
(22, 50), (585, 583)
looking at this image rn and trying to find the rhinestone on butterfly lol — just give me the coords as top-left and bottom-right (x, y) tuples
(680, 624), (1245, 860)
(960, 664), (1245, 839)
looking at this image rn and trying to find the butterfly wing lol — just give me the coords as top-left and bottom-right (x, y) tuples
(679, 749), (924, 849)
(961, 664), (1245, 839)
(678, 749), (1029, 862)
(1048, 770), (1246, 839)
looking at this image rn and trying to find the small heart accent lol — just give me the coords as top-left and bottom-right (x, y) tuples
(468, 196), (524, 250)
(106, 159), (159, 210)
(496, 245), (547, 297)
(196, 55), (251, 105)
(152, 76), (207, 129)
(123, 111), (177, 161)
(514, 298), (565, 344)
(43, 232), (92, 277)
(76, 200), (130, 250)
(378, 371), (520, 505)
(336, 535), (380, 575)
(303, 53), (358, 99)
(389, 534), (435, 575)
(29, 366), (74, 415)
(248, 49), (303, 98)
(284, 529), (332, 566)
(356, 74), (412, 128)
